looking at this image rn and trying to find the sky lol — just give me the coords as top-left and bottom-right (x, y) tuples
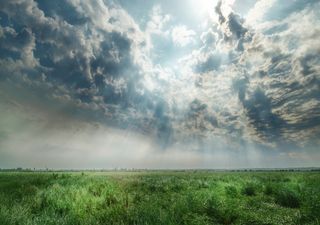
(0, 0), (319, 169)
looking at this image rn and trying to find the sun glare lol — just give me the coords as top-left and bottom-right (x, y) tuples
(190, 0), (235, 18)
(191, 0), (216, 16)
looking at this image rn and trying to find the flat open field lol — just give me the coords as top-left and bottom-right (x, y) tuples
(0, 171), (319, 225)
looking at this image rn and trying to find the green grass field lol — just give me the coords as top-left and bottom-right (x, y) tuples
(0, 171), (319, 225)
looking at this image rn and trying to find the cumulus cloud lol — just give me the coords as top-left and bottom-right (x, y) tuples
(178, 0), (320, 151)
(0, 0), (155, 128)
(236, 2), (320, 145)
(146, 5), (171, 36)
(171, 25), (196, 47)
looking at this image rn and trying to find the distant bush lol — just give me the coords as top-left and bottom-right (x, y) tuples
(275, 188), (300, 208)
(264, 183), (274, 195)
(242, 184), (256, 196)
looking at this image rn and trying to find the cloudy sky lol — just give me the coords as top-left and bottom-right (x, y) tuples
(0, 0), (319, 169)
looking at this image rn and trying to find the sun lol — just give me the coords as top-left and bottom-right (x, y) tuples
(190, 0), (235, 18)
(191, 0), (216, 16)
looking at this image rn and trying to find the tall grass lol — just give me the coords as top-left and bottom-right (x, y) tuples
(0, 171), (319, 225)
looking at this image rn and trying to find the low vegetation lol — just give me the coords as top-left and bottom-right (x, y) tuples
(0, 171), (319, 225)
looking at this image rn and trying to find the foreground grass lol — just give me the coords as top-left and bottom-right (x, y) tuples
(0, 171), (319, 225)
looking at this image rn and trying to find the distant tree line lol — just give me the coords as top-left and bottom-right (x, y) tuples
(0, 167), (320, 172)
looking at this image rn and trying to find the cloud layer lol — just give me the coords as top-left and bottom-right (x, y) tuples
(0, 0), (319, 168)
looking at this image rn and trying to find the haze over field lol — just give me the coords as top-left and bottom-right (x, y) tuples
(0, 0), (319, 169)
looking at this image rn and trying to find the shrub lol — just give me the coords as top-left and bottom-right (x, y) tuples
(264, 183), (274, 195)
(275, 188), (300, 208)
(205, 195), (239, 225)
(300, 189), (320, 223)
(242, 184), (256, 196)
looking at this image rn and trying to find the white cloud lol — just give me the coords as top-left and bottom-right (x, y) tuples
(171, 25), (196, 47)
(245, 0), (277, 26)
(146, 5), (171, 36)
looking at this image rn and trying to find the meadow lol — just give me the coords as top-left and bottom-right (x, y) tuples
(0, 171), (319, 225)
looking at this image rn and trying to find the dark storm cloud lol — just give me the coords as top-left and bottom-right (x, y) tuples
(239, 85), (287, 142)
(0, 0), (167, 137)
(34, 1), (89, 26)
(0, 27), (33, 55)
